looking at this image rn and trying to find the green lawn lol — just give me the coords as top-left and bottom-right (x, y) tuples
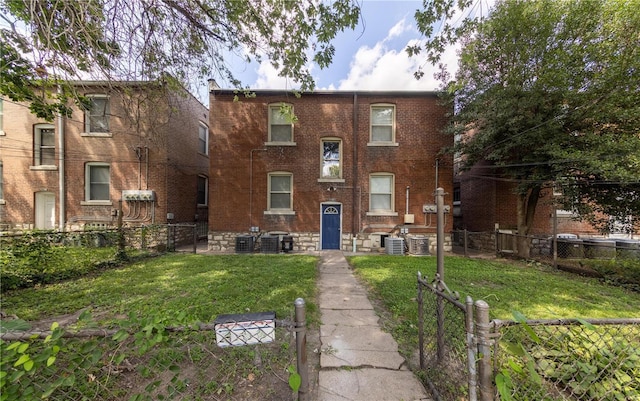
(1, 253), (319, 324)
(348, 255), (640, 321)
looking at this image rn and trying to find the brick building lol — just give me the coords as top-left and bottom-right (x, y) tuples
(208, 89), (453, 252)
(0, 81), (209, 231)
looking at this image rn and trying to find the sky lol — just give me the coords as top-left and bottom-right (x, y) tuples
(214, 1), (468, 93)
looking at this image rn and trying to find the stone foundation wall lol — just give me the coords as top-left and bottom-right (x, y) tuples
(208, 231), (452, 254)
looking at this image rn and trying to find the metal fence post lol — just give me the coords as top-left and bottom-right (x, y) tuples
(417, 272), (425, 369)
(464, 229), (469, 258)
(294, 298), (309, 401)
(466, 296), (477, 401)
(475, 300), (493, 401)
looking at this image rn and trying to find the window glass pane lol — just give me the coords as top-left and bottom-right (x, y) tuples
(271, 125), (292, 142)
(371, 107), (393, 124)
(89, 98), (109, 132)
(371, 176), (391, 192)
(271, 193), (290, 209)
(371, 126), (392, 142)
(371, 194), (391, 210)
(41, 149), (55, 165)
(41, 129), (55, 146)
(89, 166), (109, 200)
(271, 175), (291, 192)
(199, 125), (207, 153)
(270, 107), (289, 124)
(322, 141), (340, 178)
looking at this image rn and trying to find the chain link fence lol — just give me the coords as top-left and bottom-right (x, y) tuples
(1, 301), (309, 401)
(417, 272), (640, 401)
(492, 319), (640, 401)
(417, 272), (475, 401)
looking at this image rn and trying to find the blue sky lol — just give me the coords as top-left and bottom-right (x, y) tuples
(216, 1), (465, 93)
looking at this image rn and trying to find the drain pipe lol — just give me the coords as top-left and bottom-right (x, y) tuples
(249, 148), (267, 229)
(406, 186), (410, 215)
(57, 85), (66, 231)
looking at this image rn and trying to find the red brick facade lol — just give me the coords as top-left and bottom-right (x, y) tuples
(0, 82), (208, 231)
(456, 164), (605, 237)
(209, 90), (453, 252)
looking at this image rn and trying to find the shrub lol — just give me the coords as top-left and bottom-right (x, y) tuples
(582, 259), (640, 293)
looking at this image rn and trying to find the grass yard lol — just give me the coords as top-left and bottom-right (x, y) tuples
(1, 254), (320, 401)
(348, 254), (640, 348)
(1, 253), (319, 324)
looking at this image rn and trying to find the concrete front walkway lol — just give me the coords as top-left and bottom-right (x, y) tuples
(317, 250), (431, 401)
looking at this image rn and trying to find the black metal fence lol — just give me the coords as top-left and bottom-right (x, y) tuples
(417, 272), (640, 401)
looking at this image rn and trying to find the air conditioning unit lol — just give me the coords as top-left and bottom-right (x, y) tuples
(235, 235), (254, 253)
(409, 236), (430, 255)
(386, 238), (405, 255)
(261, 236), (279, 254)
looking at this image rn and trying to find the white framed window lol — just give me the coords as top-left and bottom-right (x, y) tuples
(197, 175), (208, 206)
(267, 172), (293, 212)
(0, 161), (4, 201)
(85, 163), (110, 202)
(268, 103), (295, 144)
(320, 138), (343, 180)
(0, 98), (4, 135)
(368, 173), (396, 215)
(198, 123), (208, 155)
(369, 104), (396, 145)
(84, 95), (110, 134)
(34, 124), (56, 166)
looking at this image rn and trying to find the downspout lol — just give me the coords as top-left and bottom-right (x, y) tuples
(249, 148), (267, 229)
(57, 85), (65, 231)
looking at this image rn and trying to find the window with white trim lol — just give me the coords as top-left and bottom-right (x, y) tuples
(85, 163), (110, 201)
(197, 175), (208, 205)
(268, 172), (293, 211)
(320, 138), (342, 179)
(369, 104), (396, 144)
(34, 124), (56, 166)
(268, 103), (294, 143)
(198, 123), (208, 155)
(84, 95), (110, 133)
(369, 173), (395, 214)
(0, 98), (4, 135)
(0, 161), (3, 201)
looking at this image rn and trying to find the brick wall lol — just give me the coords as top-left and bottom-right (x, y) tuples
(0, 83), (208, 231)
(209, 90), (453, 251)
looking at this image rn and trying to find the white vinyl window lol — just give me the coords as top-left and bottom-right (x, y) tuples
(197, 175), (208, 205)
(0, 161), (3, 201)
(268, 172), (293, 211)
(368, 173), (395, 215)
(320, 139), (342, 180)
(268, 103), (294, 143)
(0, 98), (4, 135)
(198, 123), (208, 155)
(85, 163), (110, 201)
(84, 95), (110, 133)
(34, 124), (56, 166)
(370, 104), (396, 144)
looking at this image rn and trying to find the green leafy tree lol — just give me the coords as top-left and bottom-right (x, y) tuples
(442, 0), (640, 246)
(0, 0), (360, 120)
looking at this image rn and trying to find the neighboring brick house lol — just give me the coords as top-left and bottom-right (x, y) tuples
(454, 162), (634, 238)
(0, 81), (209, 232)
(208, 89), (453, 252)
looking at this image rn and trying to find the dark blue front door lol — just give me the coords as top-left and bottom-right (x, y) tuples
(321, 204), (341, 250)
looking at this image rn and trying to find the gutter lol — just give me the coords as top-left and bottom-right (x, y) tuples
(57, 85), (65, 230)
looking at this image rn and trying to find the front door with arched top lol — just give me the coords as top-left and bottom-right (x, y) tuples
(321, 204), (341, 250)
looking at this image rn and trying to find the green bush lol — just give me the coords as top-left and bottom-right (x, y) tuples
(0, 232), (118, 291)
(582, 259), (640, 292)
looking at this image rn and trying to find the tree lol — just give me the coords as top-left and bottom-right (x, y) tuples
(0, 0), (360, 120)
(442, 0), (640, 246)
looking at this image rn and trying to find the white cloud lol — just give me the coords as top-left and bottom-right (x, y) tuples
(387, 18), (412, 39)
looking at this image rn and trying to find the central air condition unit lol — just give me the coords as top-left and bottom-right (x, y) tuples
(235, 235), (254, 253)
(409, 236), (430, 255)
(386, 237), (405, 255)
(261, 236), (279, 254)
